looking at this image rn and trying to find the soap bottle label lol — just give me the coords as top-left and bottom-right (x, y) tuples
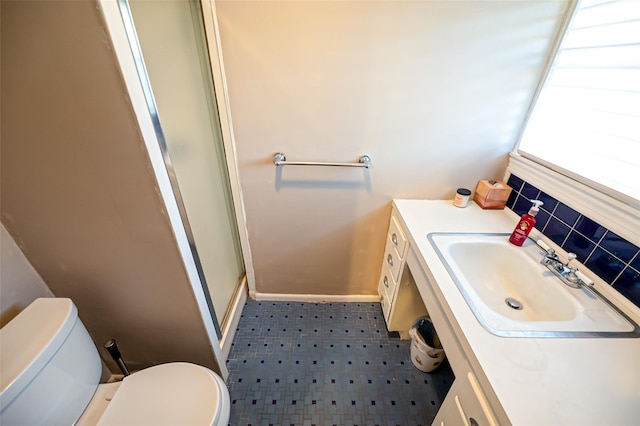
(510, 199), (541, 246)
(509, 218), (531, 246)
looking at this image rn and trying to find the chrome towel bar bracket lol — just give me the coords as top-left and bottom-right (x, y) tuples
(273, 152), (371, 168)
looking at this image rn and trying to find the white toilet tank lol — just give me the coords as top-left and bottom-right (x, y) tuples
(0, 298), (102, 425)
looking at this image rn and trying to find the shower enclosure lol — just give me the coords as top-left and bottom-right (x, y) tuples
(121, 0), (246, 335)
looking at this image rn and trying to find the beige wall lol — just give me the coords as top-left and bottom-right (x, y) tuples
(216, 0), (567, 295)
(0, 223), (54, 327)
(1, 1), (219, 374)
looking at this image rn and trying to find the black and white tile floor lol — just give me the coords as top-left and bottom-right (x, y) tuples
(225, 300), (454, 426)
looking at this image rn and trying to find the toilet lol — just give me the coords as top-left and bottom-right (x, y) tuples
(0, 298), (230, 425)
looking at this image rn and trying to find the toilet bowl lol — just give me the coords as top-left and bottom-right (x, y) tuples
(0, 298), (230, 425)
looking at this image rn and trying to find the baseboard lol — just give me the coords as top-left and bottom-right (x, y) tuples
(252, 292), (381, 303)
(220, 277), (248, 363)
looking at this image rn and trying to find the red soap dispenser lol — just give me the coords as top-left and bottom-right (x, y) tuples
(509, 199), (543, 246)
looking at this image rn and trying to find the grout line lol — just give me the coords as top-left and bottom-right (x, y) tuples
(509, 175), (638, 286)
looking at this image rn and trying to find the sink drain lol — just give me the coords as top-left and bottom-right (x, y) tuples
(505, 298), (523, 310)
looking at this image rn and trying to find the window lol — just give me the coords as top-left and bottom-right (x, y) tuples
(517, 0), (640, 206)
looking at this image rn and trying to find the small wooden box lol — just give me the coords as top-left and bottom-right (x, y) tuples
(473, 179), (512, 209)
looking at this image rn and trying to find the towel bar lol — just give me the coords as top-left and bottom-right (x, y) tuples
(273, 152), (371, 168)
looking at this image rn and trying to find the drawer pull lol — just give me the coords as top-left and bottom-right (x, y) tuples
(392, 233), (398, 245)
(383, 276), (389, 288)
(387, 254), (393, 267)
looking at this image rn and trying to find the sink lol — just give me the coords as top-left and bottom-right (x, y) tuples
(428, 233), (640, 338)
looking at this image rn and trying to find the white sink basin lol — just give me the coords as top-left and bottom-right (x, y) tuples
(428, 233), (639, 337)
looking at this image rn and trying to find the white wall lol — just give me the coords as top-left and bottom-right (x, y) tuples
(216, 0), (568, 296)
(0, 223), (53, 327)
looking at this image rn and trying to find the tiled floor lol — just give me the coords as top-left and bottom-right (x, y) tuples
(226, 300), (454, 426)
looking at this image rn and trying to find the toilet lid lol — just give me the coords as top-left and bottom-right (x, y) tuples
(97, 363), (225, 426)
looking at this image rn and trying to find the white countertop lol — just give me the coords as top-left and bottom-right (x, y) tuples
(393, 199), (640, 426)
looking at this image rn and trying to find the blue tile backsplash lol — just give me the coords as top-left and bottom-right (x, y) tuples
(506, 174), (640, 309)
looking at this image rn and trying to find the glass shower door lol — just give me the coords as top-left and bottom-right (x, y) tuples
(126, 0), (244, 331)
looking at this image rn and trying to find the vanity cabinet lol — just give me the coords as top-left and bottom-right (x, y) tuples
(380, 204), (506, 425)
(378, 208), (427, 339)
(382, 199), (640, 425)
(433, 371), (498, 426)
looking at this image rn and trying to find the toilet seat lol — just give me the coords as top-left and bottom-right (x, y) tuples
(97, 362), (229, 426)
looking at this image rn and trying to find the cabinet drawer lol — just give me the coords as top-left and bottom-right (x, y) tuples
(434, 371), (497, 426)
(379, 258), (397, 293)
(454, 372), (498, 426)
(383, 236), (403, 282)
(388, 215), (408, 258)
(379, 283), (392, 321)
(378, 267), (395, 322)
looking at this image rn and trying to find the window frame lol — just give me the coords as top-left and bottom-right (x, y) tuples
(511, 0), (640, 215)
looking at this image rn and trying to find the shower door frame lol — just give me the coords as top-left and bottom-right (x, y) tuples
(99, 0), (256, 377)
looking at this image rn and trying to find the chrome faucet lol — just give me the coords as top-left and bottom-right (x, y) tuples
(536, 240), (593, 289)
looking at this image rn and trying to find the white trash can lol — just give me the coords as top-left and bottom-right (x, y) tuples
(409, 317), (445, 373)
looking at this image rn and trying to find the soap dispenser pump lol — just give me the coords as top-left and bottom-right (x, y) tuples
(509, 199), (543, 246)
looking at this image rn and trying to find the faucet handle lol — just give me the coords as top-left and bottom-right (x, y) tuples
(565, 266), (581, 284)
(536, 239), (551, 252)
(536, 239), (557, 257)
(576, 270), (594, 287)
(565, 253), (577, 267)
